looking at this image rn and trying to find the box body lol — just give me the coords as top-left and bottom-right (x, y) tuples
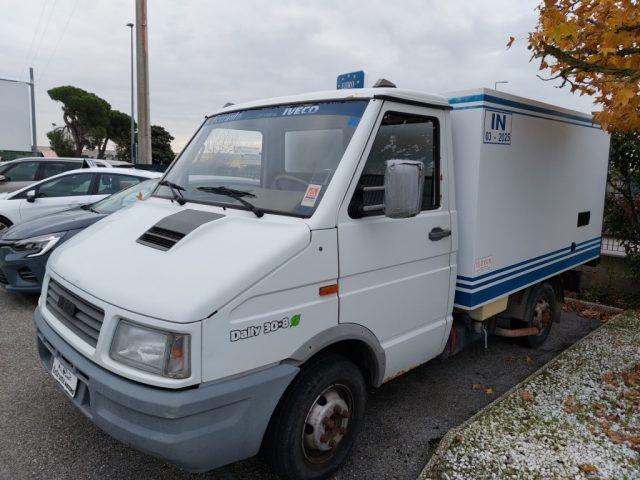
(446, 88), (609, 310)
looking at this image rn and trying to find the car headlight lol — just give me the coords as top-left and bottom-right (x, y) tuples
(14, 233), (64, 257)
(110, 320), (191, 379)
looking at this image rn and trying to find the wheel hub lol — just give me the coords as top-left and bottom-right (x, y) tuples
(304, 388), (350, 453)
(533, 297), (551, 332)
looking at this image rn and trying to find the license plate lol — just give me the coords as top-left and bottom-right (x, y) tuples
(51, 357), (78, 398)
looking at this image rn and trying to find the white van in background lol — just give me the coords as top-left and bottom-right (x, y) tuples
(34, 85), (608, 480)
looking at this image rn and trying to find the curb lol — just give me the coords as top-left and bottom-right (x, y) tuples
(417, 309), (627, 480)
(565, 296), (624, 314)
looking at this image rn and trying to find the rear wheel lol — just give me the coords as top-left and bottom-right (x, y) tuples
(263, 354), (366, 480)
(523, 282), (556, 348)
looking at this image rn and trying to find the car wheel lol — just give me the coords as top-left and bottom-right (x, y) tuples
(263, 353), (366, 480)
(524, 282), (557, 348)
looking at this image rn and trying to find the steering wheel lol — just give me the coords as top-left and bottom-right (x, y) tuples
(271, 174), (309, 191)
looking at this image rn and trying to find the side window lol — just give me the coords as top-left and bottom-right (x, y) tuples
(40, 162), (78, 179)
(37, 173), (94, 198)
(352, 111), (439, 216)
(97, 174), (142, 194)
(4, 162), (39, 182)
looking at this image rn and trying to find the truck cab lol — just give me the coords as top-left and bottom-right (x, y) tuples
(34, 86), (607, 480)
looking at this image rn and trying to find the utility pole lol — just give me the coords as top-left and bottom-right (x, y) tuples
(494, 80), (509, 91)
(135, 0), (152, 164)
(126, 23), (136, 165)
(29, 67), (37, 153)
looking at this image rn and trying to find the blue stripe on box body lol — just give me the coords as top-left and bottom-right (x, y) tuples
(447, 93), (599, 130)
(454, 237), (601, 309)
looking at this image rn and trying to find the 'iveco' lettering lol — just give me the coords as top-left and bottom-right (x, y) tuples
(282, 105), (320, 116)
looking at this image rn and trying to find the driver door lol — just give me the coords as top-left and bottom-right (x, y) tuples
(337, 102), (454, 381)
(18, 172), (96, 222)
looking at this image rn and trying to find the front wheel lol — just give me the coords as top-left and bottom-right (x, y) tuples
(263, 354), (366, 480)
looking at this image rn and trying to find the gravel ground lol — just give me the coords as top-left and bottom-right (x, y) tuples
(0, 289), (602, 480)
(421, 310), (640, 480)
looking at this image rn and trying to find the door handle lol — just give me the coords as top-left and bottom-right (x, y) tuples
(429, 227), (451, 241)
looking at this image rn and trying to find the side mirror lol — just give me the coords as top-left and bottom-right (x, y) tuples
(383, 160), (424, 218)
(0, 175), (6, 183)
(26, 190), (36, 203)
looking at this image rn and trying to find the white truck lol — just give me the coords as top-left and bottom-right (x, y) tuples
(34, 85), (609, 480)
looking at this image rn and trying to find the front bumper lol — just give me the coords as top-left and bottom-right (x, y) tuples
(0, 244), (48, 293)
(35, 309), (299, 472)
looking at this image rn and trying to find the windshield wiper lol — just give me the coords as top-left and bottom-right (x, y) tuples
(159, 180), (186, 206)
(81, 203), (99, 214)
(196, 186), (264, 218)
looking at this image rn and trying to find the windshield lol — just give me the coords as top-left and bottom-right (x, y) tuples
(93, 179), (159, 214)
(156, 100), (369, 217)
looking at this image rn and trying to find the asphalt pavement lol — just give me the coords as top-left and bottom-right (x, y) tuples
(0, 289), (602, 480)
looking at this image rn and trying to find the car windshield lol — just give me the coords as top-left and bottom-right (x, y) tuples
(92, 178), (158, 214)
(156, 100), (369, 217)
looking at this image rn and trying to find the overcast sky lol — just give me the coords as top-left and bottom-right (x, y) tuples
(1, 0), (599, 151)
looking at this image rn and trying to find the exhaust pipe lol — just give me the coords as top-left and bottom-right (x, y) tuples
(493, 326), (540, 338)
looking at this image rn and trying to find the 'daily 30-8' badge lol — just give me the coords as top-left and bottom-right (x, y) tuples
(230, 314), (301, 342)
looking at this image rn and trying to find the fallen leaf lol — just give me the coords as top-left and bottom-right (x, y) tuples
(524, 356), (533, 364)
(520, 391), (534, 402)
(580, 464), (599, 474)
(607, 430), (623, 444)
(484, 387), (494, 395)
(472, 383), (483, 391)
(563, 396), (577, 413)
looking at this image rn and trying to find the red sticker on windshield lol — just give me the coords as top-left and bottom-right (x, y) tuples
(301, 184), (322, 207)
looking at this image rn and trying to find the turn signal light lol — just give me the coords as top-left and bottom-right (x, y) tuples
(319, 284), (339, 296)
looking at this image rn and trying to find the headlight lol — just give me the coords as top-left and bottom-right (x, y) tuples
(110, 320), (191, 379)
(14, 233), (64, 257)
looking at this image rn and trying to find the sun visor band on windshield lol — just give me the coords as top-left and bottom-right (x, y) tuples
(208, 100), (369, 125)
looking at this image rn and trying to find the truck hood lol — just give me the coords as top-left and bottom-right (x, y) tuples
(48, 200), (311, 323)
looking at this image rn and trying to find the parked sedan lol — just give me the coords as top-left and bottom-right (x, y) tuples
(0, 178), (159, 292)
(0, 167), (160, 231)
(0, 157), (131, 193)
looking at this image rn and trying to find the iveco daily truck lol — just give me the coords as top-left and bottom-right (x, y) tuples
(34, 85), (609, 480)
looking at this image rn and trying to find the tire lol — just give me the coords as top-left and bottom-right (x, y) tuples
(263, 354), (367, 480)
(0, 217), (12, 232)
(523, 282), (557, 348)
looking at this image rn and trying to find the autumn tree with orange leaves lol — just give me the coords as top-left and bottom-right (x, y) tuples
(528, 0), (639, 132)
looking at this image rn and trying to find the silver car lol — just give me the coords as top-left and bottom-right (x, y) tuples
(0, 157), (133, 193)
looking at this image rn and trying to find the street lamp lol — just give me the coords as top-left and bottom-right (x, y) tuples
(494, 80), (509, 91)
(126, 22), (135, 165)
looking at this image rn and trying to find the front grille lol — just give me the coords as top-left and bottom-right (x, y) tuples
(46, 280), (105, 347)
(137, 226), (185, 251)
(0, 270), (7, 285)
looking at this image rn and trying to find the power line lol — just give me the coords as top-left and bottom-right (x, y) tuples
(20, 0), (47, 77)
(30, 0), (59, 68)
(39, 0), (79, 82)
